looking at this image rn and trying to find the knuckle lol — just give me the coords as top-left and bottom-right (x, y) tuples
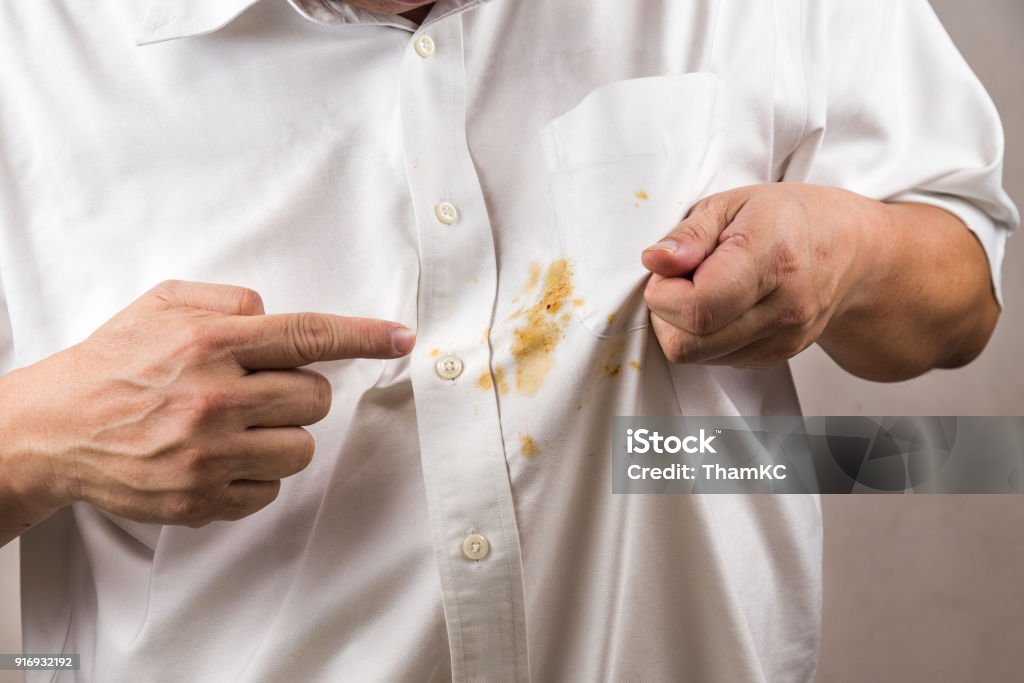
(358, 324), (379, 353)
(225, 482), (281, 521)
(775, 302), (815, 329)
(684, 299), (716, 336)
(173, 446), (214, 490)
(185, 388), (232, 426)
(262, 480), (282, 505)
(150, 279), (185, 302)
(781, 334), (809, 359)
(679, 219), (712, 248)
(287, 313), (335, 364)
(296, 431), (316, 471)
(311, 373), (333, 420)
(167, 491), (214, 525)
(661, 330), (699, 365)
(233, 287), (264, 316)
(770, 240), (802, 279)
(174, 320), (222, 360)
(663, 344), (686, 364)
(692, 193), (728, 220)
(722, 229), (753, 253)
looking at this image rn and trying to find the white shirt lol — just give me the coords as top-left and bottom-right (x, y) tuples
(1, 0), (1016, 680)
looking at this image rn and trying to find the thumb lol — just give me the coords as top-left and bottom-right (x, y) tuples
(641, 197), (730, 278)
(144, 280), (266, 316)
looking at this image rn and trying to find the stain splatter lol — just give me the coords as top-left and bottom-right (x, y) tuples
(571, 297), (585, 308)
(607, 312), (618, 325)
(635, 189), (650, 201)
(520, 433), (541, 459)
(477, 370), (494, 392)
(510, 259), (574, 395)
(525, 261), (542, 290)
(594, 338), (626, 380)
(629, 360), (643, 372)
(494, 365), (509, 394)
(476, 364), (510, 395)
(429, 348), (441, 358)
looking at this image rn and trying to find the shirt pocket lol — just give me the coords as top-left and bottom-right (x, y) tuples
(540, 73), (726, 337)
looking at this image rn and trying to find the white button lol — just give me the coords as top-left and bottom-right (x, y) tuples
(434, 201), (459, 225)
(414, 35), (436, 59)
(462, 533), (490, 561)
(435, 355), (464, 381)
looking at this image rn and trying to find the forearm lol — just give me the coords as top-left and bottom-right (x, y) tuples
(820, 200), (999, 382)
(0, 368), (69, 547)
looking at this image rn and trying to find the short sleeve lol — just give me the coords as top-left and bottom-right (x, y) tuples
(784, 0), (1020, 304)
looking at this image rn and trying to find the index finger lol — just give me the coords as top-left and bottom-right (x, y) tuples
(644, 236), (772, 335)
(227, 312), (416, 369)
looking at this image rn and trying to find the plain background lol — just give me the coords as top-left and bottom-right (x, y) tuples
(0, 1), (1021, 681)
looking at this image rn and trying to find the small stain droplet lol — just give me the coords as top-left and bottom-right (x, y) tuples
(520, 433), (541, 459)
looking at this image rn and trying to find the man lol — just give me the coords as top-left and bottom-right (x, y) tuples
(0, 0), (1017, 680)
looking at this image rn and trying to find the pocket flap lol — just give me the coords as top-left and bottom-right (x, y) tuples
(543, 73), (725, 171)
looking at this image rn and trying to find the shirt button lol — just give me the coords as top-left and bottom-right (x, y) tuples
(462, 533), (490, 561)
(435, 355), (464, 381)
(414, 34), (436, 59)
(434, 201), (460, 225)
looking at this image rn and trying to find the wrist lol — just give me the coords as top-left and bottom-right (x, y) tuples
(827, 189), (897, 324)
(0, 364), (76, 514)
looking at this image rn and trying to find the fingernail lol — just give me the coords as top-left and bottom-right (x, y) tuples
(644, 239), (679, 254)
(392, 327), (416, 355)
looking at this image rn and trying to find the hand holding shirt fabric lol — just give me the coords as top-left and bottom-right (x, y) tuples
(642, 184), (998, 381)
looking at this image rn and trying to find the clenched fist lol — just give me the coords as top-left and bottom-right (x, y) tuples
(0, 280), (415, 529)
(640, 183), (998, 380)
(642, 184), (875, 370)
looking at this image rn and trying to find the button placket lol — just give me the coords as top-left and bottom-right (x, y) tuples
(399, 15), (528, 682)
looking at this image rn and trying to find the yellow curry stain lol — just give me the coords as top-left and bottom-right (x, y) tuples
(476, 370), (493, 392)
(429, 348), (441, 358)
(525, 261), (542, 290)
(494, 365), (510, 395)
(594, 338), (626, 380)
(629, 360), (643, 372)
(635, 189), (650, 201)
(520, 433), (541, 459)
(511, 259), (574, 395)
(476, 364), (510, 395)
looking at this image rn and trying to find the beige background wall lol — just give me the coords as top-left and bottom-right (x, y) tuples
(0, 2), (1020, 681)
(801, 1), (1024, 681)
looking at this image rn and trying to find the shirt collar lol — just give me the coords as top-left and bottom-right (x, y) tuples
(136, 0), (487, 46)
